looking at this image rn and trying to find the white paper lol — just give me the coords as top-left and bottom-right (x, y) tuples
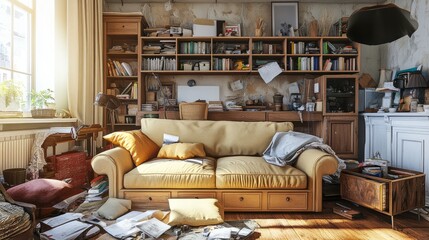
(42, 213), (84, 228)
(41, 220), (93, 240)
(258, 62), (282, 84)
(137, 218), (171, 238)
(116, 210), (164, 222)
(163, 133), (179, 145)
(230, 80), (244, 91)
(238, 227), (253, 237)
(289, 82), (300, 94)
(208, 228), (231, 240)
(177, 86), (220, 103)
(104, 219), (141, 239)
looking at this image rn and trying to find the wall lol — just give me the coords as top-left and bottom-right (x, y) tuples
(381, 0), (429, 78)
(104, 1), (381, 104)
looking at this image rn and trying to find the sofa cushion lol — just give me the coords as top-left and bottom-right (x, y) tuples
(141, 119), (293, 158)
(103, 130), (159, 166)
(216, 156), (307, 189)
(124, 158), (216, 188)
(157, 143), (206, 160)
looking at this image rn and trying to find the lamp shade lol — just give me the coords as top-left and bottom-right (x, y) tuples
(347, 3), (418, 45)
(94, 92), (121, 110)
(406, 72), (428, 88)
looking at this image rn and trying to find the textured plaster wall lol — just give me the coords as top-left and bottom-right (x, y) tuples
(381, 0), (429, 79)
(104, 1), (381, 104)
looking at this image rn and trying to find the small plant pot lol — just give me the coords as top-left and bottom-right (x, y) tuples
(31, 108), (56, 118)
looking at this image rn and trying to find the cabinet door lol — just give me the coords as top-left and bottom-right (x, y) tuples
(364, 116), (390, 160)
(325, 116), (358, 159)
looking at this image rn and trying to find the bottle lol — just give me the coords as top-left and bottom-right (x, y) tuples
(410, 99), (418, 112)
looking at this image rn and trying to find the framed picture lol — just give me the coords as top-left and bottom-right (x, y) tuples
(272, 2), (299, 36)
(225, 25), (241, 37)
(161, 81), (175, 100)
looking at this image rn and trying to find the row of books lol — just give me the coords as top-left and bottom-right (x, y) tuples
(289, 56), (319, 71)
(208, 101), (224, 112)
(213, 58), (247, 71)
(179, 41), (211, 54)
(322, 42), (358, 54)
(323, 57), (357, 71)
(289, 41), (319, 54)
(253, 41), (281, 54)
(107, 59), (134, 76)
(142, 40), (176, 54)
(142, 57), (176, 71)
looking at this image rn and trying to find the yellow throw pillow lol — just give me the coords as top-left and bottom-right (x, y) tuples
(97, 197), (131, 220)
(157, 143), (206, 160)
(168, 198), (224, 226)
(103, 130), (159, 166)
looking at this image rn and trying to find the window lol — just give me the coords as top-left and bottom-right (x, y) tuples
(0, 0), (33, 112)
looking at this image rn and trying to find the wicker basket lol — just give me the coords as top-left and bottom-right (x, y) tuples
(179, 102), (208, 120)
(31, 109), (56, 118)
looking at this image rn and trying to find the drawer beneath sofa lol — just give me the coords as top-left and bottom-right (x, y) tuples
(267, 193), (307, 210)
(124, 191), (171, 210)
(176, 191), (217, 199)
(222, 192), (262, 210)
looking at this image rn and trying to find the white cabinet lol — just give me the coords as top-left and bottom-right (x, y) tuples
(363, 113), (429, 204)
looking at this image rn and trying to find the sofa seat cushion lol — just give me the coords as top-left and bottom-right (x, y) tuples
(124, 158), (216, 189)
(216, 156), (307, 189)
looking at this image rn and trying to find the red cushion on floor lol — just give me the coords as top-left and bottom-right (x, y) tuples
(6, 178), (83, 208)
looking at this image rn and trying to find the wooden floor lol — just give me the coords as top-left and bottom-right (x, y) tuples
(224, 200), (429, 240)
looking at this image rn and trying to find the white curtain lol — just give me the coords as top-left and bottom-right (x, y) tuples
(67, 0), (103, 126)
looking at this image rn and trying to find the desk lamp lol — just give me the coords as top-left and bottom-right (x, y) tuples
(347, 3), (418, 45)
(94, 92), (121, 133)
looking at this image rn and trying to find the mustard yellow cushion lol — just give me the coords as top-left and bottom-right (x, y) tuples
(168, 198), (223, 226)
(103, 130), (159, 166)
(157, 143), (206, 160)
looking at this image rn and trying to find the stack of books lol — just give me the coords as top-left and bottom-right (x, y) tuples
(141, 103), (156, 111)
(85, 176), (108, 203)
(208, 101), (224, 112)
(362, 166), (383, 177)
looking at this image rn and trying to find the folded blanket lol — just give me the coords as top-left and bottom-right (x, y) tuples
(263, 131), (346, 180)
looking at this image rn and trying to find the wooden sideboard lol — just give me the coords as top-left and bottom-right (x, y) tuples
(137, 110), (323, 138)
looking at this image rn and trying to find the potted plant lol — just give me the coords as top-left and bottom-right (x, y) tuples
(30, 89), (56, 118)
(0, 79), (24, 117)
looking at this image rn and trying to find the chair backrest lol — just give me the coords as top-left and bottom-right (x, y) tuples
(179, 102), (208, 120)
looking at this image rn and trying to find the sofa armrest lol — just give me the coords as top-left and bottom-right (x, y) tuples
(91, 147), (134, 197)
(294, 149), (338, 212)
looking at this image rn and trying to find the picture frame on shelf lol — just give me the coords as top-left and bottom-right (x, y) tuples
(161, 81), (176, 100)
(272, 2), (299, 36)
(225, 25), (241, 37)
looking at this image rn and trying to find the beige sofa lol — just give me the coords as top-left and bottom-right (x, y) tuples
(92, 119), (338, 212)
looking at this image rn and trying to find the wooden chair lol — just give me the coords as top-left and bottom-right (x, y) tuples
(179, 102), (208, 120)
(0, 183), (36, 240)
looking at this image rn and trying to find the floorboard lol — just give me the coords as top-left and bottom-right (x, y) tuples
(223, 200), (429, 240)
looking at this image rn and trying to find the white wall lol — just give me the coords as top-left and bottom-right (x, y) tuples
(104, 1), (381, 103)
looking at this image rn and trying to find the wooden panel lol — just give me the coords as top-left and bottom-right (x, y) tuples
(325, 116), (358, 159)
(266, 112), (322, 122)
(340, 173), (387, 211)
(176, 191), (217, 199)
(124, 191), (171, 210)
(222, 193), (262, 210)
(267, 193), (307, 210)
(391, 175), (426, 215)
(208, 111), (265, 121)
(106, 22), (138, 34)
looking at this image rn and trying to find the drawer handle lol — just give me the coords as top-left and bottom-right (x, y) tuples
(285, 197), (290, 202)
(148, 197), (152, 201)
(194, 197), (199, 199)
(239, 197), (244, 201)
(122, 25), (125, 28)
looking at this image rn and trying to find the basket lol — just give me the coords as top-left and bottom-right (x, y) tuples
(31, 109), (56, 118)
(179, 102), (208, 120)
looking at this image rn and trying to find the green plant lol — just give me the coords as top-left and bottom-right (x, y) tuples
(30, 89), (55, 109)
(0, 79), (23, 107)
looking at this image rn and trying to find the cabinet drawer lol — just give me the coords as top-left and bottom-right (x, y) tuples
(124, 191), (171, 210)
(267, 193), (307, 210)
(340, 174), (387, 211)
(222, 193), (262, 210)
(177, 192), (217, 199)
(106, 22), (138, 34)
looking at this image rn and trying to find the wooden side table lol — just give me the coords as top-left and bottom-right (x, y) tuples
(340, 167), (425, 228)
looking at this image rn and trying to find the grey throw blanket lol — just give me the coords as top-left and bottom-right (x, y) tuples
(263, 131), (345, 179)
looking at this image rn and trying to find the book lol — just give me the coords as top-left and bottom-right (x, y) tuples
(121, 62), (133, 76)
(136, 218), (171, 239)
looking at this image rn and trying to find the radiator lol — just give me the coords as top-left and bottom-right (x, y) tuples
(0, 131), (36, 173)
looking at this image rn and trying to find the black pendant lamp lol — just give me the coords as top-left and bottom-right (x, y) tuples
(347, 3), (418, 45)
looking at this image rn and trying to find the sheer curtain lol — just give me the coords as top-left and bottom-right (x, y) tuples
(66, 0), (103, 126)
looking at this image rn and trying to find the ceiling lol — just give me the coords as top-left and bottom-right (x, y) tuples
(105, 0), (386, 3)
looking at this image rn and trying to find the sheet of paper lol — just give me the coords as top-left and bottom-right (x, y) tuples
(208, 228), (232, 240)
(163, 133), (179, 145)
(258, 62), (282, 84)
(230, 80), (244, 91)
(116, 210), (164, 222)
(137, 218), (171, 238)
(289, 82), (300, 94)
(104, 219), (141, 239)
(41, 220), (93, 240)
(42, 213), (84, 228)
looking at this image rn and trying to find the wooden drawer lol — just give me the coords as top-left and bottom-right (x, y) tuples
(340, 173), (387, 211)
(177, 192), (217, 199)
(222, 193), (262, 210)
(124, 191), (171, 210)
(267, 193), (307, 210)
(106, 22), (138, 34)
